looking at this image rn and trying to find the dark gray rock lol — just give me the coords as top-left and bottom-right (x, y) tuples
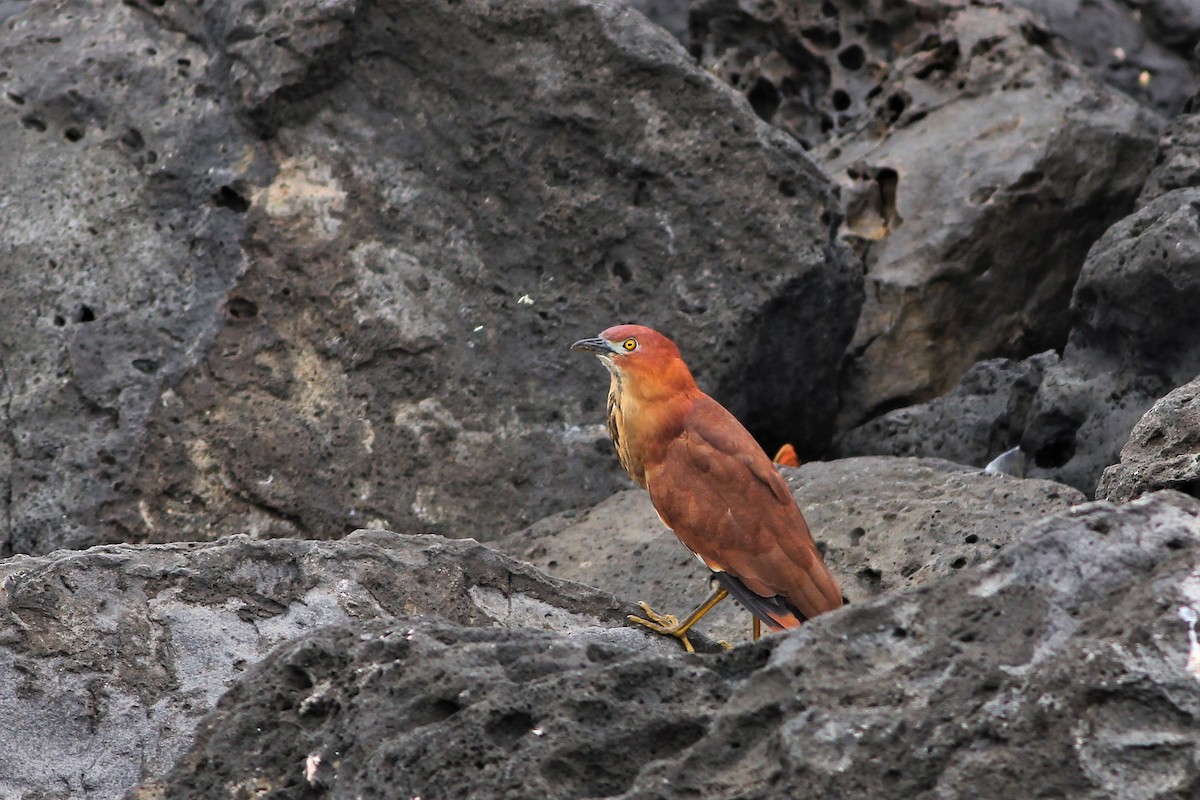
(1014, 0), (1199, 116)
(1139, 106), (1200, 205)
(623, 0), (690, 42)
(0, 2), (250, 557)
(691, 0), (1163, 429)
(497, 456), (1084, 645)
(147, 492), (1200, 800)
(1098, 375), (1200, 502)
(833, 352), (1058, 467)
(1022, 188), (1200, 494)
(0, 0), (861, 556)
(0, 532), (683, 800)
(1123, 0), (1200, 56)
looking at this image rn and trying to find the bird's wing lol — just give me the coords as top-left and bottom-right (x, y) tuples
(645, 395), (841, 622)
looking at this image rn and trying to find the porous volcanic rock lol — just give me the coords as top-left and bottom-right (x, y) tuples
(497, 456), (1084, 644)
(1098, 375), (1200, 503)
(0, 532), (683, 800)
(0, 2), (250, 557)
(690, 0), (1163, 428)
(0, 0), (861, 556)
(148, 492), (1200, 799)
(1021, 188), (1200, 494)
(832, 351), (1058, 467)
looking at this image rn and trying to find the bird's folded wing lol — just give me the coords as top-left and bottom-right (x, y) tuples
(645, 397), (840, 619)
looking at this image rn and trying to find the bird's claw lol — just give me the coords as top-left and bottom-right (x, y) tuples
(628, 602), (696, 653)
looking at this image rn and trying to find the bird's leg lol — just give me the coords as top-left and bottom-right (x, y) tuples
(628, 587), (730, 653)
(752, 616), (762, 641)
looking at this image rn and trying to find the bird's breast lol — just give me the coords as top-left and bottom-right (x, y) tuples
(607, 385), (645, 487)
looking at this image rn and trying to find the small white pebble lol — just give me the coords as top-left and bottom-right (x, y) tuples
(531, 727), (545, 736)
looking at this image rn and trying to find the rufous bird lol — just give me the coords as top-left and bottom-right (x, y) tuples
(571, 324), (842, 652)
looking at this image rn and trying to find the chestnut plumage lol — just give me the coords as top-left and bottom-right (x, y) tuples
(572, 324), (842, 650)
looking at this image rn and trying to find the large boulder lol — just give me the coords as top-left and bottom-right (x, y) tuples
(498, 456), (1083, 644)
(690, 0), (1163, 428)
(1098, 375), (1200, 503)
(146, 492), (1200, 799)
(0, 0), (861, 556)
(1021, 188), (1200, 493)
(0, 532), (677, 800)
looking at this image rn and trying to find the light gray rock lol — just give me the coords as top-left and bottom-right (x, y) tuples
(147, 492), (1200, 800)
(1098, 375), (1200, 502)
(497, 456), (1084, 645)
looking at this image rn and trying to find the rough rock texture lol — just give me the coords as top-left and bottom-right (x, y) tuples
(0, 0), (861, 556)
(1139, 102), (1200, 205)
(691, 0), (1163, 428)
(1021, 188), (1200, 494)
(0, 532), (686, 800)
(833, 351), (1057, 467)
(149, 492), (1200, 800)
(0, 3), (249, 557)
(497, 457), (1084, 644)
(1098, 376), (1200, 503)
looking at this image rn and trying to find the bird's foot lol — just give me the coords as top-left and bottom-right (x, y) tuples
(628, 602), (696, 653)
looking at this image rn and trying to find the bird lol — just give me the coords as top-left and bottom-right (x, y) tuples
(571, 324), (843, 652)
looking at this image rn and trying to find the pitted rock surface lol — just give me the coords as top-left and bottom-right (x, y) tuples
(0, 532), (685, 800)
(691, 0), (1163, 430)
(148, 493), (1200, 800)
(0, 0), (861, 556)
(1098, 375), (1200, 503)
(498, 457), (1084, 645)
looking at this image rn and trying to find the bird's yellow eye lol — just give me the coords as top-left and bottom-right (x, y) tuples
(622, 338), (638, 351)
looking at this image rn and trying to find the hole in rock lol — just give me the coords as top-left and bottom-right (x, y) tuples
(838, 44), (865, 70)
(227, 297), (259, 319)
(213, 185), (250, 213)
(747, 77), (781, 121)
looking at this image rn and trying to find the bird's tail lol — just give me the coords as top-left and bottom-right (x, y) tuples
(713, 572), (804, 630)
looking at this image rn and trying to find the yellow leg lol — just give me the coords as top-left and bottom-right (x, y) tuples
(628, 587), (730, 653)
(753, 616), (762, 641)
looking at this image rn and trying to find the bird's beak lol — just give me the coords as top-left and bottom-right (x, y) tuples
(570, 337), (617, 355)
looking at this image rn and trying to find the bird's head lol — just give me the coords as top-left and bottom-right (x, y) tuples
(570, 324), (697, 399)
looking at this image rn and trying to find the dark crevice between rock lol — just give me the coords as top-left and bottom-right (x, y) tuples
(718, 264), (861, 461)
